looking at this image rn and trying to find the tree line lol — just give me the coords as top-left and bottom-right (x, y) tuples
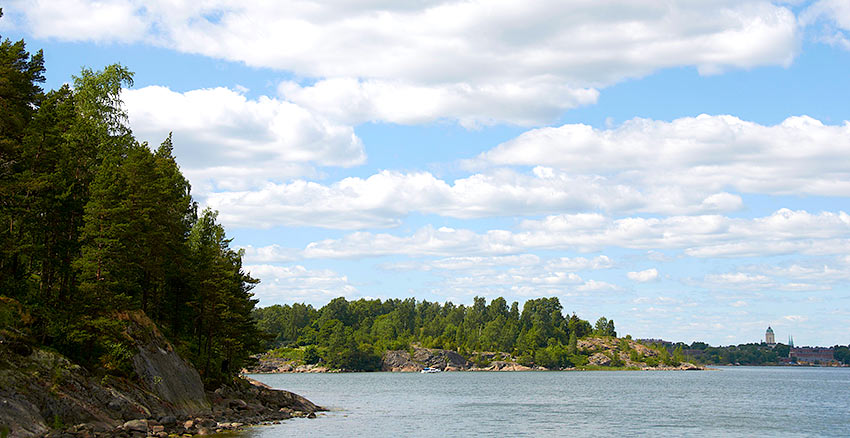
(0, 12), (262, 386)
(684, 342), (850, 366)
(253, 296), (618, 370)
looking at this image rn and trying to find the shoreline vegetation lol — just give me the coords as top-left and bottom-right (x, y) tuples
(0, 15), (323, 437)
(250, 295), (849, 373)
(250, 296), (706, 373)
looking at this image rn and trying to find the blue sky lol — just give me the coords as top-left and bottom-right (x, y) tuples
(3, 0), (850, 346)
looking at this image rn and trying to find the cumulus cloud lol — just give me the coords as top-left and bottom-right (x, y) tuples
(801, 0), (850, 50)
(240, 245), (299, 264)
(203, 166), (741, 230)
(244, 264), (358, 305)
(199, 114), (850, 230)
(299, 209), (850, 258)
(701, 272), (828, 292)
(478, 115), (850, 198)
(202, 168), (647, 229)
(7, 0), (799, 125)
(278, 78), (598, 128)
(123, 86), (365, 192)
(627, 268), (660, 283)
(575, 280), (621, 292)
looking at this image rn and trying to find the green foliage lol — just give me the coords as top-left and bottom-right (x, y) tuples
(0, 30), (262, 388)
(303, 345), (320, 364)
(254, 295), (606, 371)
(834, 346), (850, 365)
(692, 342), (795, 365)
(594, 317), (616, 337)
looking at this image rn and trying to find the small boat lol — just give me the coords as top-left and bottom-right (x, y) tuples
(420, 367), (441, 373)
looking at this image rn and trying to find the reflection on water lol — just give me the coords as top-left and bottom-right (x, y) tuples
(224, 367), (850, 437)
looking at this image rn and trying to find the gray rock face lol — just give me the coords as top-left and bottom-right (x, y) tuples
(382, 346), (471, 371)
(0, 311), (212, 437)
(122, 311), (210, 417)
(588, 352), (613, 366)
(0, 396), (48, 438)
(132, 345), (210, 416)
(381, 350), (421, 372)
(412, 347), (470, 370)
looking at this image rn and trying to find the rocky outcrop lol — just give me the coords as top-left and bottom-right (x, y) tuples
(120, 311), (211, 417)
(380, 347), (473, 372)
(0, 310), (322, 438)
(381, 350), (422, 372)
(412, 347), (470, 370)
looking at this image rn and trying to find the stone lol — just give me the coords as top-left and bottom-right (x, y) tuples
(122, 419), (148, 432)
(183, 419), (194, 429)
(228, 398), (248, 410)
(158, 415), (177, 426)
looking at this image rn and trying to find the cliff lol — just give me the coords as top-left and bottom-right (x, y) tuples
(0, 309), (321, 437)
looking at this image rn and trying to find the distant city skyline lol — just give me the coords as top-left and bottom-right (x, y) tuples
(3, 1), (850, 345)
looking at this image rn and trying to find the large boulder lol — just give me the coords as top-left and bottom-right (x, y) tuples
(411, 347), (470, 370)
(381, 350), (422, 372)
(587, 352), (613, 366)
(120, 311), (210, 416)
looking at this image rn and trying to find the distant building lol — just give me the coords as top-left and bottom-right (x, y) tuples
(789, 347), (836, 365)
(765, 326), (775, 345)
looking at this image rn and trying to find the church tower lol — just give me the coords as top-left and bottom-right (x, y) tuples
(765, 326), (775, 345)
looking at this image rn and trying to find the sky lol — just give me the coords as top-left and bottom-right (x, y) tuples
(2, 0), (850, 347)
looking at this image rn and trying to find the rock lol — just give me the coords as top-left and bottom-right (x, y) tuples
(228, 398), (248, 410)
(122, 311), (210, 417)
(588, 353), (612, 366)
(307, 412), (317, 419)
(158, 415), (177, 426)
(198, 418), (217, 428)
(151, 424), (165, 433)
(122, 419), (148, 432)
(183, 420), (194, 429)
(381, 350), (421, 372)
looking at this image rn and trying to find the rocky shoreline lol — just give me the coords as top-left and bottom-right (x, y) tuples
(246, 342), (705, 374)
(0, 311), (323, 438)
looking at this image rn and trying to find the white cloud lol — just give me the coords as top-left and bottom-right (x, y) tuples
(478, 115), (850, 198)
(13, 0), (148, 43)
(7, 0), (799, 125)
(701, 272), (828, 292)
(203, 165), (742, 230)
(202, 168), (648, 229)
(201, 114), (850, 230)
(801, 0), (850, 50)
(783, 315), (808, 323)
(627, 268), (660, 283)
(703, 272), (774, 290)
(299, 209), (850, 258)
(123, 86), (365, 192)
(279, 78), (598, 128)
(544, 255), (614, 271)
(575, 280), (621, 292)
(240, 244), (298, 264)
(245, 264), (358, 305)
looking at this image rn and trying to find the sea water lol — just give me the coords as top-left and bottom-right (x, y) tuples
(232, 367), (850, 437)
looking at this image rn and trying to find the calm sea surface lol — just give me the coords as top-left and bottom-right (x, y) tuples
(234, 367), (849, 437)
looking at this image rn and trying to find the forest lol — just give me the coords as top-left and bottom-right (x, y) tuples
(253, 296), (620, 370)
(0, 10), (262, 386)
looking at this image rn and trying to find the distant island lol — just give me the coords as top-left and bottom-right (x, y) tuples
(250, 296), (704, 372)
(249, 296), (850, 373)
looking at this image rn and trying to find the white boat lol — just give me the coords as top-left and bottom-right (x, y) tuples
(420, 367), (441, 373)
